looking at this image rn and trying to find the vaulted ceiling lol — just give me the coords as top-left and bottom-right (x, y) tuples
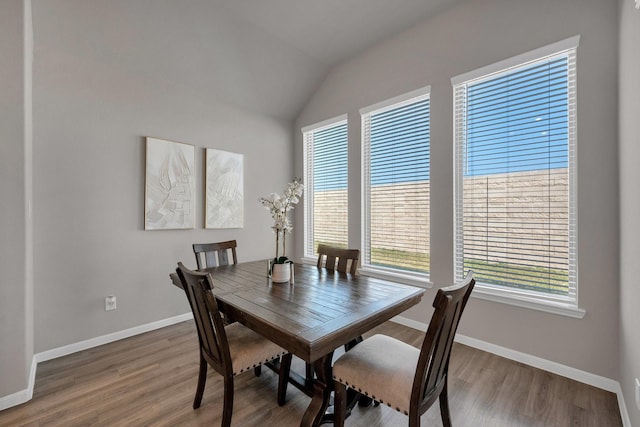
(34, 0), (464, 120)
(212, 0), (464, 66)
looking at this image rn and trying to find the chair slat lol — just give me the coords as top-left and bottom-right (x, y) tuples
(193, 240), (238, 269)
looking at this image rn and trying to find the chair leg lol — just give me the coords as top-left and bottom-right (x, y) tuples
(277, 354), (293, 406)
(344, 335), (363, 352)
(305, 362), (314, 388)
(222, 374), (234, 427)
(254, 365), (262, 377)
(193, 355), (207, 409)
(334, 381), (347, 427)
(439, 378), (452, 427)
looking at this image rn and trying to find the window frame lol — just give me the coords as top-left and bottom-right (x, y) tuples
(302, 114), (349, 263)
(360, 86), (432, 288)
(452, 36), (584, 318)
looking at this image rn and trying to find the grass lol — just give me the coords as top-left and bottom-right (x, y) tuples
(371, 247), (430, 274)
(314, 242), (569, 295)
(463, 258), (569, 295)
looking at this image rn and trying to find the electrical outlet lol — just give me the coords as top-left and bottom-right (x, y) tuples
(635, 377), (640, 411)
(105, 295), (116, 311)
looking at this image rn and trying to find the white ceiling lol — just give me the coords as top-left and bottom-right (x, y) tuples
(213, 0), (463, 67)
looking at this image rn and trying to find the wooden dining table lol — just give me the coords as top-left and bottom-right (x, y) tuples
(172, 260), (425, 427)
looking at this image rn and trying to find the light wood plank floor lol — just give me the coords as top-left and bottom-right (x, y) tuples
(0, 320), (622, 427)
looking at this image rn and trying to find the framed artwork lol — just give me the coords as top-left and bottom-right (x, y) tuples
(206, 148), (244, 229)
(144, 137), (196, 230)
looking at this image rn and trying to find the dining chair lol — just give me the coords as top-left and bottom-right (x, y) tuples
(316, 244), (360, 275)
(193, 240), (238, 269)
(332, 271), (475, 427)
(193, 240), (239, 327)
(175, 262), (293, 426)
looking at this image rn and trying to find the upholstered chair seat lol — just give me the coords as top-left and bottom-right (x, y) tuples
(332, 334), (419, 414)
(225, 322), (288, 375)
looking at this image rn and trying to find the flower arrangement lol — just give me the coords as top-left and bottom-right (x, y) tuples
(259, 179), (304, 265)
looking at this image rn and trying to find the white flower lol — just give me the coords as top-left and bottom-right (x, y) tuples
(259, 179), (304, 260)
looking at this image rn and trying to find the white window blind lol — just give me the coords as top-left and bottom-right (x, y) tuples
(453, 39), (577, 305)
(303, 117), (348, 258)
(362, 88), (430, 277)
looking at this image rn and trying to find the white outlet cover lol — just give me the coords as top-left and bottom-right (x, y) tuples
(105, 296), (116, 311)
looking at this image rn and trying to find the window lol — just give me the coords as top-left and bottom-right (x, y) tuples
(361, 87), (431, 284)
(302, 116), (349, 258)
(453, 36), (582, 316)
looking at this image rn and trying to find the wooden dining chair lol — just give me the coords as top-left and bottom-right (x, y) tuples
(175, 262), (293, 426)
(316, 244), (360, 275)
(332, 271), (475, 427)
(193, 240), (239, 327)
(193, 240), (238, 269)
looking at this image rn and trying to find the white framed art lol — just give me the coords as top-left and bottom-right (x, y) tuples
(144, 137), (196, 230)
(206, 148), (244, 229)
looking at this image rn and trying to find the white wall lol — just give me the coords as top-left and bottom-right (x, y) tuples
(0, 0), (32, 400)
(29, 0), (323, 353)
(295, 0), (620, 379)
(618, 0), (640, 424)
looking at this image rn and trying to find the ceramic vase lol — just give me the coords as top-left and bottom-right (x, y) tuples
(271, 263), (291, 283)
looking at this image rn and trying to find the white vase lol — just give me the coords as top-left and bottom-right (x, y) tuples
(271, 263), (291, 283)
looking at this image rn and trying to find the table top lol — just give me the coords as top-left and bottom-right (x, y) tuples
(197, 260), (425, 363)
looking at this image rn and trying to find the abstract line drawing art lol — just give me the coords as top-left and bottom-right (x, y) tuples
(206, 149), (244, 229)
(144, 137), (196, 230)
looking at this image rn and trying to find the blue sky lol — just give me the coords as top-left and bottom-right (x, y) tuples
(313, 56), (569, 191)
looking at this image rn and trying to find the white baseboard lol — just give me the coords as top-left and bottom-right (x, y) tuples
(0, 356), (37, 411)
(0, 312), (192, 411)
(35, 312), (193, 363)
(391, 315), (631, 427)
(0, 387), (30, 412)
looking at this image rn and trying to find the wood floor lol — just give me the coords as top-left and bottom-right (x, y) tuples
(0, 320), (622, 427)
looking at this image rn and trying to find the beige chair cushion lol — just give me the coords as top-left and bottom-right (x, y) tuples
(226, 322), (287, 375)
(332, 334), (419, 415)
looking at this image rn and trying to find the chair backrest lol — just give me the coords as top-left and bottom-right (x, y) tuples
(193, 240), (238, 269)
(176, 262), (232, 376)
(316, 244), (360, 275)
(412, 271), (475, 414)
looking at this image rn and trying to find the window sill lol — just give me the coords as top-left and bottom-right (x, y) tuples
(359, 266), (432, 289)
(472, 284), (586, 319)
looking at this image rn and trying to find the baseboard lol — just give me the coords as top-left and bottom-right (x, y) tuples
(0, 386), (29, 412)
(614, 382), (632, 427)
(0, 312), (192, 411)
(0, 356), (37, 411)
(35, 312), (193, 363)
(391, 315), (631, 426)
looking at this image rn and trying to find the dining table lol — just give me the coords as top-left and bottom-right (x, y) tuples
(171, 259), (425, 427)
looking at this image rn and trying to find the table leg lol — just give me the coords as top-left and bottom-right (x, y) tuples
(300, 352), (334, 427)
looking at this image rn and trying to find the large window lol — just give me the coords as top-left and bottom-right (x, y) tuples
(302, 116), (349, 258)
(453, 37), (581, 315)
(361, 87), (430, 283)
